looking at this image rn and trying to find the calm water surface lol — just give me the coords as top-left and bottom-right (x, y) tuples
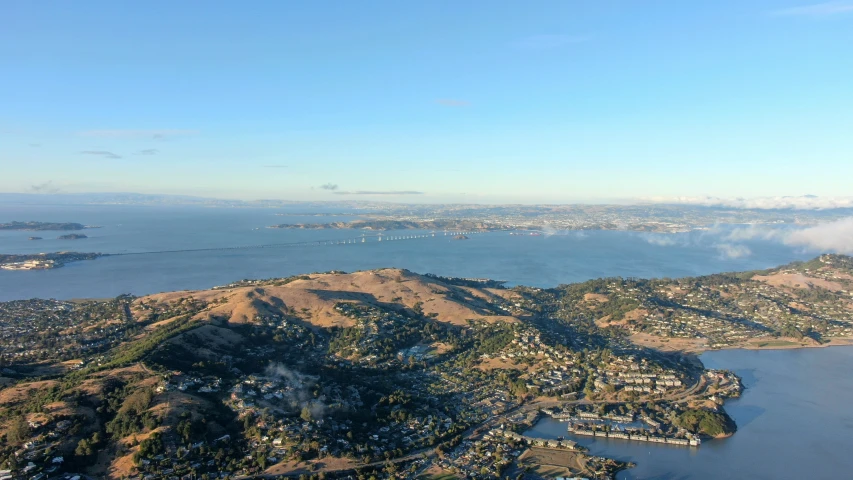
(0, 204), (818, 301)
(524, 347), (853, 480)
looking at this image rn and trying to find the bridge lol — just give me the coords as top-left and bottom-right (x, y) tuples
(107, 231), (485, 257)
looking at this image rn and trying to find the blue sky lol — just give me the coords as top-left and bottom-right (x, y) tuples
(1, 0), (852, 203)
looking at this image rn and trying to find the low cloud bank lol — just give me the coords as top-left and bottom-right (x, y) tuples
(640, 233), (681, 247)
(639, 217), (853, 258)
(715, 243), (752, 259)
(785, 217), (853, 254)
(642, 195), (853, 210)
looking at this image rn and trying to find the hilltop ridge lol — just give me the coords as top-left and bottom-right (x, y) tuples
(141, 268), (519, 328)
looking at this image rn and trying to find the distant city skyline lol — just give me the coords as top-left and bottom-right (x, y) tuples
(2, 1), (852, 202)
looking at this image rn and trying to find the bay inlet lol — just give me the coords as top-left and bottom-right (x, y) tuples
(524, 346), (853, 480)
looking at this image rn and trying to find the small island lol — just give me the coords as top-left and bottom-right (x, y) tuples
(57, 233), (88, 240)
(0, 221), (90, 231)
(453, 234), (470, 240)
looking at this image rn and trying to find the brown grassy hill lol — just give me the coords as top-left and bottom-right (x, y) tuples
(140, 268), (518, 328)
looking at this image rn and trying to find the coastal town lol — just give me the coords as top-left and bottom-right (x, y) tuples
(266, 203), (850, 234)
(0, 256), (851, 479)
(0, 253), (104, 271)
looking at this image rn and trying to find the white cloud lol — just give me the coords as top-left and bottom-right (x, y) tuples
(715, 243), (752, 259)
(634, 217), (853, 257)
(721, 224), (788, 242)
(640, 233), (680, 246)
(785, 217), (853, 254)
(641, 195), (853, 210)
(80, 150), (122, 159)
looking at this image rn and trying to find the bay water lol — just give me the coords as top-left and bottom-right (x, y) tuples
(0, 204), (816, 301)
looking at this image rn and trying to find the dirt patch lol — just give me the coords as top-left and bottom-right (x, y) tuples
(788, 301), (810, 312)
(584, 293), (609, 303)
(265, 456), (359, 476)
(145, 315), (185, 329)
(476, 357), (522, 371)
(666, 286), (688, 297)
(598, 308), (647, 327)
(105, 427), (167, 479)
(417, 465), (461, 479)
(624, 308), (648, 322)
(712, 287), (733, 299)
(0, 380), (58, 406)
(108, 451), (138, 479)
(43, 400), (85, 418)
(630, 333), (708, 353)
(753, 273), (845, 292)
(518, 447), (588, 478)
(428, 342), (453, 356)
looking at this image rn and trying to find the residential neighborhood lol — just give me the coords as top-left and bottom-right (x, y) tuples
(1, 257), (851, 479)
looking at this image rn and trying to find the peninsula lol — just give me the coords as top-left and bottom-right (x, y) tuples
(0, 256), (851, 479)
(0, 252), (105, 270)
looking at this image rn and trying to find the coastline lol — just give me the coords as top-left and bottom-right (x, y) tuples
(524, 340), (853, 476)
(268, 223), (694, 234)
(630, 333), (853, 354)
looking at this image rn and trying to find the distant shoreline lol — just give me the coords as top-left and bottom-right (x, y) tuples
(269, 219), (505, 231)
(0, 221), (100, 231)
